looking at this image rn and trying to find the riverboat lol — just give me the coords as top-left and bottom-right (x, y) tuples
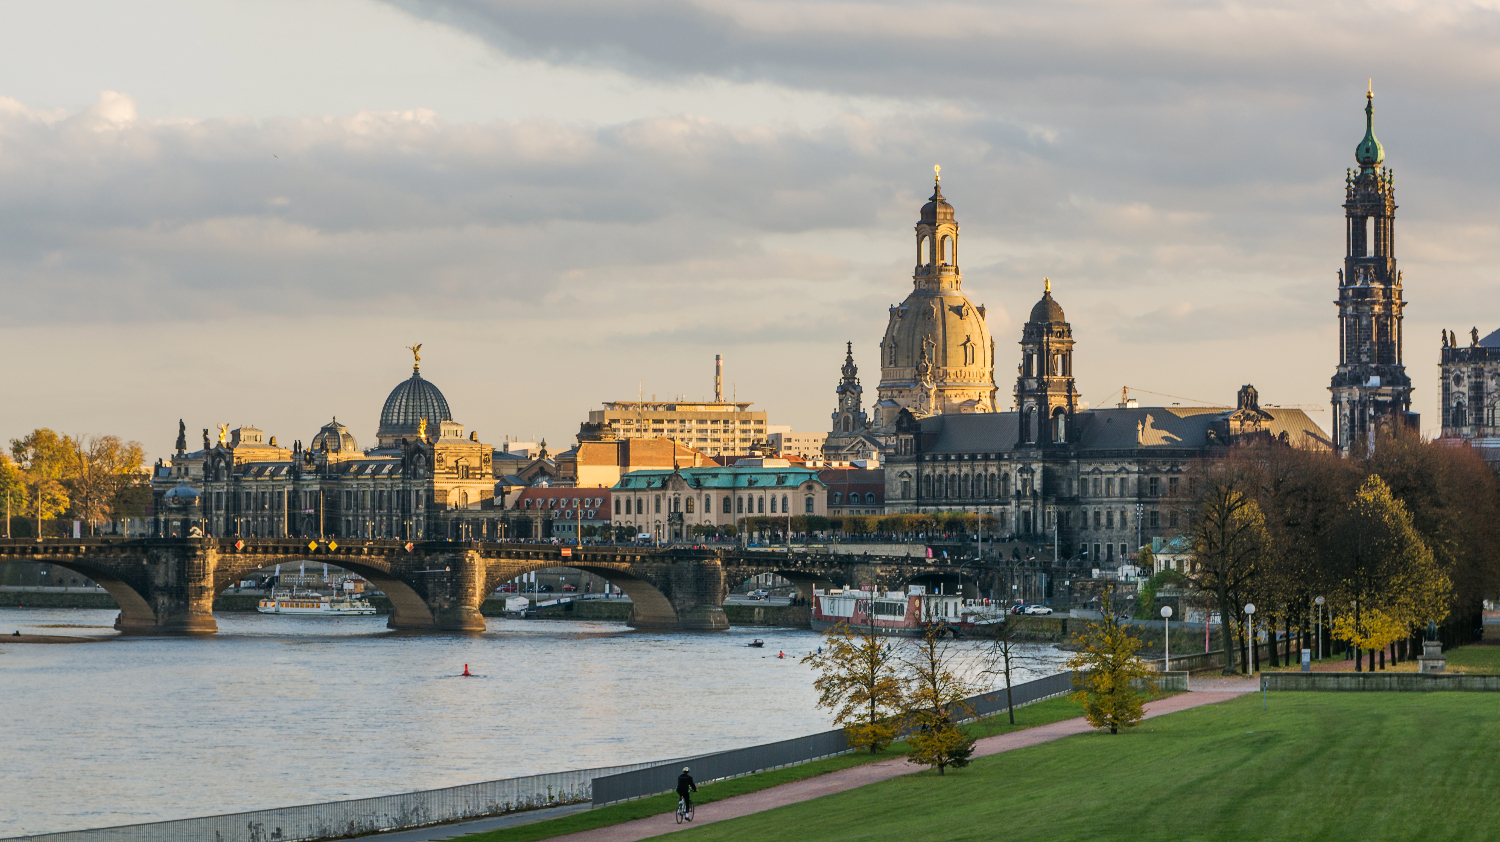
(257, 588), (376, 616)
(810, 586), (1003, 637)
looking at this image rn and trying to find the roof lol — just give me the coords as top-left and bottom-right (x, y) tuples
(1028, 289), (1066, 324)
(378, 369), (452, 437)
(920, 406), (1331, 453)
(614, 466), (825, 491)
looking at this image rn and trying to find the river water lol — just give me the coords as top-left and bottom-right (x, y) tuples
(0, 607), (1067, 836)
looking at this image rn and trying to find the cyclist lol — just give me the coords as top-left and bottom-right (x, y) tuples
(676, 766), (697, 813)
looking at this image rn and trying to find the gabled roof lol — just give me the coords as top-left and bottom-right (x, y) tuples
(614, 466), (825, 490)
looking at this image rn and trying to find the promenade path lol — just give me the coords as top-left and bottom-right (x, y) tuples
(370, 677), (1256, 842)
(546, 680), (1255, 842)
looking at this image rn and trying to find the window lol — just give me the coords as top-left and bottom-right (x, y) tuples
(1169, 477), (1180, 495)
(1149, 510), (1160, 529)
(769, 496), (777, 513)
(1105, 478), (1114, 497)
(1169, 511), (1179, 528)
(805, 496), (815, 513)
(782, 495), (789, 512)
(866, 493), (876, 504)
(833, 492), (842, 504)
(902, 479), (911, 498)
(685, 497), (695, 514)
(1094, 510), (1102, 529)
(757, 497), (764, 514)
(737, 496), (744, 513)
(615, 499), (621, 515)
(655, 495), (661, 514)
(723, 496), (732, 514)
(1121, 543), (1129, 561)
(1149, 476), (1160, 497)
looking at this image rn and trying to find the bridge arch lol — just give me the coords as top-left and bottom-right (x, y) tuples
(213, 553), (436, 631)
(481, 559), (683, 630)
(22, 555), (162, 632)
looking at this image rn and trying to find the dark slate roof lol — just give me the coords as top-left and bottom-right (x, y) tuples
(920, 406), (1330, 453)
(378, 371), (452, 436)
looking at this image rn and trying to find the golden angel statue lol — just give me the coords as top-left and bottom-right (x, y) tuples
(217, 424), (229, 446)
(405, 343), (422, 370)
(418, 417), (429, 443)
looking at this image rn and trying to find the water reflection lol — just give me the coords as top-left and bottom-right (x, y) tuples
(0, 608), (1067, 836)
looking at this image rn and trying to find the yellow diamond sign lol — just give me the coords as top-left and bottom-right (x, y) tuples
(327, 540), (338, 551)
(308, 541), (318, 552)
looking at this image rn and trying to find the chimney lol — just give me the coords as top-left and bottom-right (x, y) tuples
(715, 354), (723, 402)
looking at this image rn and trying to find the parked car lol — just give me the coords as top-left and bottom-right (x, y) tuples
(497, 583), (519, 593)
(1009, 604), (1029, 615)
(1024, 605), (1054, 616)
(747, 589), (770, 600)
(562, 583), (578, 592)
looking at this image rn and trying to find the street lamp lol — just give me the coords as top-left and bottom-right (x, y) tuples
(1244, 603), (1257, 675)
(1314, 596), (1326, 660)
(1161, 605), (1173, 672)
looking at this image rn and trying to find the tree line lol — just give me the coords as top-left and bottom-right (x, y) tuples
(1182, 430), (1499, 673)
(1, 429), (148, 537)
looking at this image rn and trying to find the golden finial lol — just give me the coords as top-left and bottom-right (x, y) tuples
(217, 423), (229, 446)
(1368, 78), (1373, 100)
(418, 417), (429, 443)
(934, 164), (941, 184)
(405, 343), (422, 372)
(1044, 277), (1051, 294)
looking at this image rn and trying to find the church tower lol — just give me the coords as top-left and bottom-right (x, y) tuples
(1330, 88), (1416, 456)
(1015, 279), (1080, 446)
(874, 168), (997, 422)
(831, 341), (867, 436)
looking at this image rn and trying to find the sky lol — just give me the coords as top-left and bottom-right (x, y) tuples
(3, 0), (1500, 459)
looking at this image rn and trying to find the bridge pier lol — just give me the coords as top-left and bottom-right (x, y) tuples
(625, 555), (728, 631)
(119, 541), (220, 635)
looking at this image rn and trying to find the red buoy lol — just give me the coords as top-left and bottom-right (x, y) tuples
(462, 664), (472, 676)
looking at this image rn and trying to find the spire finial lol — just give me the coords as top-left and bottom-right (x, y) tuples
(1368, 78), (1373, 99)
(934, 164), (941, 185)
(1044, 277), (1051, 294)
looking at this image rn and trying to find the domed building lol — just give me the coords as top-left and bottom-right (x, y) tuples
(376, 360), (454, 448)
(873, 171), (998, 423)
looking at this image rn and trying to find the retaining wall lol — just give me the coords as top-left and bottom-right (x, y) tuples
(1263, 672), (1500, 691)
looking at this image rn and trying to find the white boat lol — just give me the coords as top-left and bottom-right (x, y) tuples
(257, 588), (376, 616)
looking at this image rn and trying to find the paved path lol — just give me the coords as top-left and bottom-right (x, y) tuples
(547, 686), (1252, 842)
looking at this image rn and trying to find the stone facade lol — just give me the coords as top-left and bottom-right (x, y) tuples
(586, 400), (768, 456)
(1437, 327), (1500, 467)
(611, 459), (828, 542)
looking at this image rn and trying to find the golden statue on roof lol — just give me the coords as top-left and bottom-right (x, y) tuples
(934, 164), (941, 184)
(405, 343), (422, 371)
(418, 417), (429, 443)
(217, 424), (228, 446)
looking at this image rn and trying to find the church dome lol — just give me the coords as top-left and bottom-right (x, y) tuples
(378, 369), (452, 442)
(311, 419), (359, 454)
(920, 183), (954, 223)
(1029, 288), (1066, 324)
(1356, 91), (1384, 170)
(163, 482), (200, 508)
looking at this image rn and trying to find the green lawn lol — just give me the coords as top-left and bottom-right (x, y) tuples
(453, 696), (1091, 842)
(673, 693), (1500, 842)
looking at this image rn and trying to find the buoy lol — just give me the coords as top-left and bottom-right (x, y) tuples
(462, 664), (472, 676)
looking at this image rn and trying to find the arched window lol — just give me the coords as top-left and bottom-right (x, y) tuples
(842, 415), (852, 432)
(769, 496), (777, 513)
(1022, 406), (1035, 443)
(615, 498), (621, 515)
(685, 497), (695, 514)
(988, 473), (998, 497)
(865, 493), (876, 504)
(1453, 401), (1468, 428)
(655, 495), (661, 514)
(1053, 408), (1068, 443)
(920, 235), (931, 266)
(460, 491), (469, 508)
(1002, 473), (1011, 496)
(781, 495), (789, 512)
(723, 495), (732, 513)
(757, 497), (765, 514)
(833, 492), (843, 504)
(805, 496), (815, 513)
(737, 496), (744, 513)
(924, 475), (933, 497)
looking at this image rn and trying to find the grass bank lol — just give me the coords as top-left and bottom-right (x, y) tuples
(674, 692), (1500, 842)
(452, 695), (1088, 842)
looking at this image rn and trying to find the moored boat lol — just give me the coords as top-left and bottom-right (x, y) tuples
(810, 586), (1004, 637)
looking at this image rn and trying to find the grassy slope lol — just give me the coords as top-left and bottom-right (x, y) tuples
(675, 693), (1500, 842)
(454, 696), (1088, 842)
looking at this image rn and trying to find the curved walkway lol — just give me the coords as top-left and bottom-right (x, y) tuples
(553, 685), (1253, 842)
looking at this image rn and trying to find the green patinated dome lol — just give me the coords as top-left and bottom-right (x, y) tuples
(1356, 92), (1384, 171)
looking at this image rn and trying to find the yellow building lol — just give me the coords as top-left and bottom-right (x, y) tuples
(586, 400), (768, 455)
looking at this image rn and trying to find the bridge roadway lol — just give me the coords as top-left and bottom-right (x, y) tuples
(0, 538), (1000, 635)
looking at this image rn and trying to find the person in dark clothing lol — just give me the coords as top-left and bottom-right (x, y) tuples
(676, 767), (697, 812)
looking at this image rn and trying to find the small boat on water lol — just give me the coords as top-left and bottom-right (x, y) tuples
(257, 588), (376, 616)
(747, 639), (765, 648)
(810, 585), (1004, 638)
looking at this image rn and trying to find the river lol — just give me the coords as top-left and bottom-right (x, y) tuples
(0, 607), (1068, 836)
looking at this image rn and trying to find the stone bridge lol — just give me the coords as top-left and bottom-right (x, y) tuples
(0, 538), (1018, 635)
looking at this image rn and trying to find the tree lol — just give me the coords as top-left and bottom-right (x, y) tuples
(1185, 460), (1268, 674)
(1065, 608), (1155, 734)
(10, 429), (71, 537)
(0, 454), (25, 537)
(901, 622), (977, 775)
(803, 621), (904, 753)
(1133, 568), (1187, 621)
(66, 435), (146, 534)
(983, 616), (1049, 724)
(1324, 475), (1449, 667)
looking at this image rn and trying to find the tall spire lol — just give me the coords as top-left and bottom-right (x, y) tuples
(1356, 83), (1384, 172)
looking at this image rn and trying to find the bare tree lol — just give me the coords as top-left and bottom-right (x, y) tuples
(981, 616), (1050, 724)
(1184, 459), (1268, 675)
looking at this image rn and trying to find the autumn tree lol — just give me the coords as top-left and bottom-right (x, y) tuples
(10, 429), (72, 537)
(0, 454), (25, 537)
(66, 435), (146, 534)
(1066, 607), (1155, 734)
(901, 622), (977, 775)
(1324, 475), (1449, 669)
(1184, 459), (1268, 675)
(804, 621), (904, 753)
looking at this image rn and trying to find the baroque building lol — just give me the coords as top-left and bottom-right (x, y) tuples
(1438, 326), (1500, 464)
(1329, 89), (1418, 456)
(150, 352), (499, 541)
(825, 171), (998, 457)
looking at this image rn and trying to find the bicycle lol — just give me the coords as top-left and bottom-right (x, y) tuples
(676, 795), (695, 824)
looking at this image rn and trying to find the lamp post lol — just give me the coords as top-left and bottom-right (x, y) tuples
(1314, 596), (1325, 660)
(1244, 603), (1257, 675)
(1161, 605), (1173, 672)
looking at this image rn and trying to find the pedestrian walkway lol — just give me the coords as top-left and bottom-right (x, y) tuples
(547, 685), (1252, 842)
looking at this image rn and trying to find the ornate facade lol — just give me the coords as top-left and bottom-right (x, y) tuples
(1438, 327), (1500, 463)
(150, 355), (498, 540)
(1330, 89), (1418, 456)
